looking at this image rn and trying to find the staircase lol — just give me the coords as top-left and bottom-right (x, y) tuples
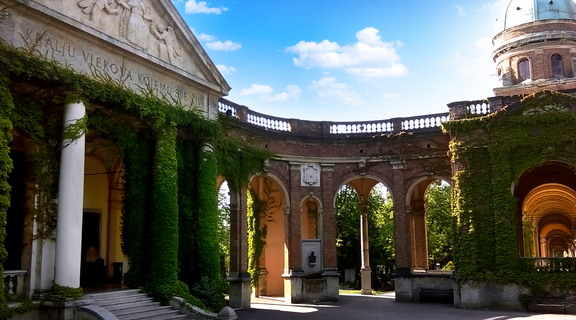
(84, 289), (188, 320)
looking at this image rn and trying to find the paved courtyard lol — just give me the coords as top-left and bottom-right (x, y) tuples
(236, 293), (576, 320)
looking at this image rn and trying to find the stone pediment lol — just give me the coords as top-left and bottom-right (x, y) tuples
(0, 0), (230, 116)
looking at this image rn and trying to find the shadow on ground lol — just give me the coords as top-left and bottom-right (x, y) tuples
(236, 294), (576, 320)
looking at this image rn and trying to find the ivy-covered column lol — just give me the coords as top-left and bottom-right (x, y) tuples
(54, 101), (86, 288)
(228, 186), (251, 309)
(197, 143), (220, 280)
(0, 78), (14, 314)
(54, 100), (86, 289)
(148, 125), (179, 300)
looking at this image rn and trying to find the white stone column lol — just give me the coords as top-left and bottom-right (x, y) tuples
(360, 204), (372, 295)
(54, 101), (86, 288)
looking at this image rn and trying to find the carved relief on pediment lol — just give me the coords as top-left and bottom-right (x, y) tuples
(77, 0), (182, 67)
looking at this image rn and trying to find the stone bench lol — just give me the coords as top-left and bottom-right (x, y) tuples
(527, 296), (567, 314)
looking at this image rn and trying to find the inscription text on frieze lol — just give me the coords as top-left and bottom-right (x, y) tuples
(21, 28), (200, 108)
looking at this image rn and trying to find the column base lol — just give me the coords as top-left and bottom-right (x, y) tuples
(228, 273), (251, 310)
(360, 268), (372, 295)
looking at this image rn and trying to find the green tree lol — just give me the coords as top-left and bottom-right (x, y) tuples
(217, 183), (230, 277)
(367, 188), (395, 271)
(425, 181), (455, 267)
(335, 186), (361, 273)
(335, 184), (395, 281)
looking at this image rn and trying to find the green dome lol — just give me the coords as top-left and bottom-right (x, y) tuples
(496, 0), (576, 34)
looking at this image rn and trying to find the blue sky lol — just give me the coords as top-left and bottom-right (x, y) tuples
(172, 0), (509, 121)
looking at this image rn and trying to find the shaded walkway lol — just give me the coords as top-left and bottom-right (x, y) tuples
(236, 293), (576, 320)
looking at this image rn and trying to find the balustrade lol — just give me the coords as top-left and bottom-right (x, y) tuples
(218, 98), (454, 136)
(3, 270), (26, 296)
(467, 101), (491, 115)
(521, 257), (576, 272)
(246, 113), (290, 132)
(401, 113), (449, 131)
(330, 121), (393, 134)
(218, 99), (237, 117)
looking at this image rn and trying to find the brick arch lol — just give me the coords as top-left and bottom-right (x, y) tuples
(250, 172), (290, 212)
(405, 175), (451, 207)
(334, 173), (394, 208)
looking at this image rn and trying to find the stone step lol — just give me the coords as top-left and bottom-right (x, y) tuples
(84, 289), (141, 299)
(96, 295), (154, 307)
(89, 292), (149, 303)
(113, 305), (171, 316)
(118, 308), (184, 320)
(105, 300), (159, 312)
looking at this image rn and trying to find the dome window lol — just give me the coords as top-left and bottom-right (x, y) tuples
(518, 58), (531, 82)
(551, 54), (563, 78)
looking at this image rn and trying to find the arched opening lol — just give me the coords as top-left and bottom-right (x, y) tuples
(407, 178), (454, 271)
(335, 179), (394, 294)
(518, 58), (531, 82)
(551, 54), (564, 78)
(516, 163), (576, 263)
(217, 180), (231, 279)
(248, 175), (286, 297)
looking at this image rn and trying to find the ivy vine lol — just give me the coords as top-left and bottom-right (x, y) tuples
(0, 41), (271, 309)
(444, 91), (576, 294)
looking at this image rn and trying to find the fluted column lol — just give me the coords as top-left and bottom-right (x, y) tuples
(54, 100), (86, 288)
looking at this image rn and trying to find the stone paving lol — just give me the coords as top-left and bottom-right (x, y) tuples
(235, 293), (576, 320)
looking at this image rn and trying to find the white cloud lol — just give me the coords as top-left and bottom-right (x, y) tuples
(286, 27), (407, 79)
(346, 65), (408, 78)
(240, 84), (274, 96)
(261, 85), (302, 102)
(217, 65), (236, 75)
(457, 5), (467, 16)
(184, 0), (228, 14)
(382, 93), (400, 99)
(206, 40), (242, 51)
(309, 77), (363, 105)
(198, 33), (217, 42)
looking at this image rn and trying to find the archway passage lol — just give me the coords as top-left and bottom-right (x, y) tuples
(337, 178), (394, 295)
(516, 163), (576, 259)
(248, 175), (286, 298)
(407, 178), (453, 271)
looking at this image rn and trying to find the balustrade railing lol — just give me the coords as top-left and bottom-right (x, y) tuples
(219, 98), (291, 132)
(467, 101), (491, 115)
(521, 257), (576, 272)
(401, 113), (449, 131)
(218, 98), (451, 136)
(218, 99), (237, 117)
(330, 121), (393, 134)
(3, 270), (26, 296)
(246, 113), (290, 132)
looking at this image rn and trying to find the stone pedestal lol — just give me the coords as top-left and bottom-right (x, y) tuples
(228, 273), (251, 310)
(360, 267), (372, 295)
